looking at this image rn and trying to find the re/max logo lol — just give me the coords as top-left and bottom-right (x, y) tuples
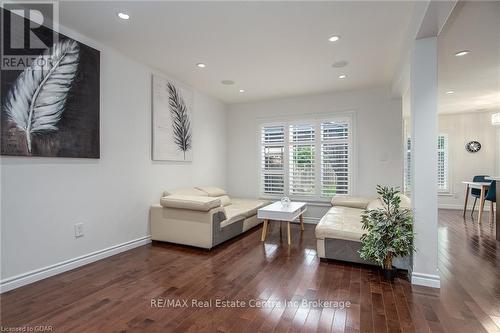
(151, 298), (189, 308)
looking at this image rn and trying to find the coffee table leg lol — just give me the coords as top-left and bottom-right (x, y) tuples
(287, 222), (291, 245)
(261, 219), (268, 242)
(299, 214), (304, 231)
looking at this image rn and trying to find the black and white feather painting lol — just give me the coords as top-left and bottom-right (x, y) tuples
(0, 8), (100, 158)
(152, 75), (193, 161)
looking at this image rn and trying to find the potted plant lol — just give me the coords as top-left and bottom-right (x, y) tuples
(359, 186), (415, 281)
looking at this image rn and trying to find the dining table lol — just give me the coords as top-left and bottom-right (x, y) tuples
(462, 181), (490, 223)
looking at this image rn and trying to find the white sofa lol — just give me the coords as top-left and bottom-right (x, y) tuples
(315, 195), (411, 269)
(150, 187), (269, 249)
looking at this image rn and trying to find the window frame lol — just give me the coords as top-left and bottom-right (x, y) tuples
(258, 113), (355, 202)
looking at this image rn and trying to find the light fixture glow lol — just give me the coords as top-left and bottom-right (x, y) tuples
(117, 12), (130, 20)
(492, 113), (500, 126)
(454, 50), (470, 57)
(445, 90), (455, 94)
(196, 63), (206, 68)
(328, 35), (340, 42)
(239, 89), (245, 93)
(338, 74), (347, 79)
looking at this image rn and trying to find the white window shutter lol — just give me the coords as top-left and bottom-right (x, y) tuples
(260, 116), (352, 200)
(261, 125), (285, 195)
(289, 124), (316, 196)
(321, 121), (350, 196)
(404, 135), (448, 194)
(437, 135), (448, 192)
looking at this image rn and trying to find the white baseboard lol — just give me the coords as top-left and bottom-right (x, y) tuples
(302, 216), (320, 224)
(0, 235), (151, 293)
(410, 271), (441, 288)
(439, 203), (492, 211)
(289, 216), (320, 224)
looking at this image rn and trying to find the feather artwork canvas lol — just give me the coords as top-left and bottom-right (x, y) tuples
(152, 74), (193, 161)
(0, 8), (100, 158)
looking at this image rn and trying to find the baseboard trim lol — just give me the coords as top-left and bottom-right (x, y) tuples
(290, 216), (320, 224)
(439, 203), (491, 211)
(303, 216), (320, 224)
(0, 235), (151, 293)
(410, 271), (441, 288)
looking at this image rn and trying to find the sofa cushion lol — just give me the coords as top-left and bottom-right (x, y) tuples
(217, 195), (232, 207)
(228, 198), (269, 218)
(196, 186), (227, 197)
(163, 188), (208, 197)
(398, 194), (411, 209)
(366, 198), (384, 211)
(367, 194), (411, 211)
(220, 209), (246, 228)
(315, 206), (365, 242)
(160, 195), (221, 211)
(331, 196), (372, 209)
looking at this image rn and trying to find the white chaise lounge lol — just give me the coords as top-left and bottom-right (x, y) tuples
(150, 187), (269, 249)
(315, 195), (411, 269)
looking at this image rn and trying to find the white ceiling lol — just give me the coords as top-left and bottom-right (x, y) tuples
(59, 1), (416, 104)
(438, 1), (500, 114)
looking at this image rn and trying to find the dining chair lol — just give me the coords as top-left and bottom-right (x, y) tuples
(470, 175), (489, 216)
(485, 180), (496, 222)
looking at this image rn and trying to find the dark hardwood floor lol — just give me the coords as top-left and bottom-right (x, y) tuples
(1, 209), (499, 332)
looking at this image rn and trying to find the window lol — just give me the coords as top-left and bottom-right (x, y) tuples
(404, 137), (412, 194)
(261, 126), (285, 195)
(321, 121), (350, 196)
(289, 124), (315, 196)
(404, 134), (449, 194)
(260, 117), (352, 200)
(437, 135), (448, 191)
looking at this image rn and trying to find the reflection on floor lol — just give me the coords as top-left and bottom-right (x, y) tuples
(1, 209), (498, 332)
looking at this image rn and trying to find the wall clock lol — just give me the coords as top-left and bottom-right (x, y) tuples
(465, 141), (481, 153)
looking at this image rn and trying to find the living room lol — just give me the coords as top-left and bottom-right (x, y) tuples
(1, 1), (499, 332)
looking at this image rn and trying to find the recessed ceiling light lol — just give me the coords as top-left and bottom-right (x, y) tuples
(454, 50), (470, 57)
(239, 89), (245, 93)
(196, 63), (206, 68)
(338, 74), (347, 79)
(445, 90), (455, 94)
(328, 35), (340, 42)
(117, 12), (130, 20)
(332, 60), (348, 68)
(221, 80), (235, 85)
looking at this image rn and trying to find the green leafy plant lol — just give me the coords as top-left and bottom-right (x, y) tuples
(359, 186), (415, 270)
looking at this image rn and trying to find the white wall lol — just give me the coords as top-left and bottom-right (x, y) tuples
(226, 87), (403, 221)
(438, 111), (498, 209)
(0, 27), (227, 281)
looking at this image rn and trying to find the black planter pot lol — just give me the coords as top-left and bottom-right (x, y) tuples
(382, 266), (398, 281)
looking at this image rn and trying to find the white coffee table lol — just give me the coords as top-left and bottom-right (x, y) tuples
(257, 201), (307, 245)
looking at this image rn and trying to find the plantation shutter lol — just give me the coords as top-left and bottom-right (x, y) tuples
(289, 124), (316, 196)
(404, 135), (448, 194)
(404, 137), (411, 194)
(437, 135), (448, 192)
(321, 121), (350, 196)
(261, 125), (285, 195)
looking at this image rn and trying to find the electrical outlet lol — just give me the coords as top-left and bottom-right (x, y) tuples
(74, 223), (84, 238)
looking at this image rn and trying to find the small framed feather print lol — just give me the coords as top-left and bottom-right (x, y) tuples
(0, 8), (100, 158)
(152, 74), (193, 162)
